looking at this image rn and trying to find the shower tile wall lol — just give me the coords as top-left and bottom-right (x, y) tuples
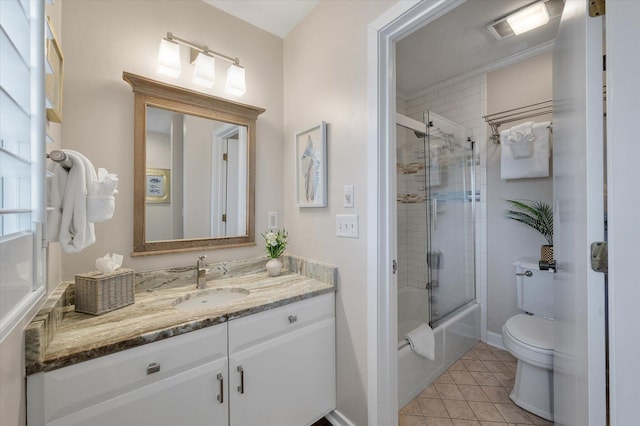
(398, 74), (488, 338)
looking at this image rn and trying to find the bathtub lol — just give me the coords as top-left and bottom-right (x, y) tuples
(398, 285), (480, 408)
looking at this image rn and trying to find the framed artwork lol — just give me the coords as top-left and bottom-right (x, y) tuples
(296, 122), (327, 207)
(45, 17), (64, 123)
(146, 168), (171, 203)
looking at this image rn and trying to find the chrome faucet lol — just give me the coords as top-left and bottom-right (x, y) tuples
(196, 255), (207, 289)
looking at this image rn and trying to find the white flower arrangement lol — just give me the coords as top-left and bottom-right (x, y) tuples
(262, 228), (288, 259)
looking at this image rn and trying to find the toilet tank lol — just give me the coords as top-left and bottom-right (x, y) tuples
(514, 260), (554, 319)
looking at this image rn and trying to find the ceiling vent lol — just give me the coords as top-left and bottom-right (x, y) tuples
(488, 0), (564, 40)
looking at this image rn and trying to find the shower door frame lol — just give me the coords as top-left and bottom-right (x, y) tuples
(425, 110), (476, 327)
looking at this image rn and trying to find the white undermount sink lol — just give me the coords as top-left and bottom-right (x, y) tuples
(172, 288), (249, 311)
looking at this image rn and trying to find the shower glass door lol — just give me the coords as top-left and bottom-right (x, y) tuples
(425, 111), (475, 325)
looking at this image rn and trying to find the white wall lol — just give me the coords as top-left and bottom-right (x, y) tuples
(283, 1), (397, 424)
(59, 0), (284, 279)
(486, 52), (553, 338)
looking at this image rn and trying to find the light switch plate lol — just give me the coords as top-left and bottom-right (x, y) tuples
(267, 212), (278, 229)
(343, 185), (354, 208)
(336, 214), (358, 238)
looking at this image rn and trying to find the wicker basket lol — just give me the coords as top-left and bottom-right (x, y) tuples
(75, 268), (135, 315)
(540, 245), (554, 263)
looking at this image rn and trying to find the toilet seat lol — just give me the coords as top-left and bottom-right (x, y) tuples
(502, 314), (553, 369)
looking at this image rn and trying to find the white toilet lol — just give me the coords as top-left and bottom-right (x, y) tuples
(502, 260), (554, 421)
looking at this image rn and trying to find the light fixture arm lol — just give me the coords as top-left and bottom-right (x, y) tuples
(166, 32), (240, 66)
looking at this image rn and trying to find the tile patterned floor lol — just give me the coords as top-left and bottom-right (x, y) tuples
(399, 342), (554, 426)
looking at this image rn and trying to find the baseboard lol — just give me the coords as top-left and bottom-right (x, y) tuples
(486, 331), (505, 350)
(325, 409), (356, 426)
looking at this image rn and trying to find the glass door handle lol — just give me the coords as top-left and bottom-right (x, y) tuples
(432, 197), (438, 230)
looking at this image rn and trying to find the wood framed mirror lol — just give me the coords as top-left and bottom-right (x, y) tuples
(123, 72), (265, 255)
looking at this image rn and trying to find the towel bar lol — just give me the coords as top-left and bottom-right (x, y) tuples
(47, 149), (73, 170)
(483, 100), (553, 143)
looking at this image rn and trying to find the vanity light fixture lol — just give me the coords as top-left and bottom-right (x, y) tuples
(157, 32), (246, 95)
(192, 52), (216, 88)
(157, 37), (182, 78)
(487, 0), (563, 40)
(225, 63), (246, 96)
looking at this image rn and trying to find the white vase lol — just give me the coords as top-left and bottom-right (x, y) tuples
(266, 258), (282, 277)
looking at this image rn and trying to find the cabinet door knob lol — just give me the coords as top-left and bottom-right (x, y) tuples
(146, 362), (160, 375)
(288, 315), (297, 323)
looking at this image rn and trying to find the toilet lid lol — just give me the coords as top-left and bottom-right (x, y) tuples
(504, 314), (553, 350)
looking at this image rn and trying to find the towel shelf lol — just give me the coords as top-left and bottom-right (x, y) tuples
(483, 99), (552, 144)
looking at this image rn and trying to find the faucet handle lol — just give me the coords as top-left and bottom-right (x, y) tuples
(197, 255), (207, 268)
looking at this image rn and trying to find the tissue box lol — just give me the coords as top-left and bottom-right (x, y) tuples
(75, 268), (135, 315)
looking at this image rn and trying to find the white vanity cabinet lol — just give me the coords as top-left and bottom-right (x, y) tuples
(228, 292), (336, 426)
(27, 292), (335, 426)
(27, 323), (229, 426)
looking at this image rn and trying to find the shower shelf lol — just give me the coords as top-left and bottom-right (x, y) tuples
(483, 99), (553, 144)
(397, 194), (426, 203)
(397, 162), (425, 174)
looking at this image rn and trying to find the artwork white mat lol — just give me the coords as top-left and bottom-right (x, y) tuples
(296, 122), (327, 207)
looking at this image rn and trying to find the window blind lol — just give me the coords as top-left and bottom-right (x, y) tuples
(0, 0), (46, 342)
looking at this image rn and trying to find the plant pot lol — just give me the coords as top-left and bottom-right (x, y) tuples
(541, 245), (554, 263)
(266, 258), (283, 277)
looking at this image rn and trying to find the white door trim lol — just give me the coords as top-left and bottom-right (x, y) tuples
(605, 2), (640, 423)
(366, 1), (466, 424)
(552, 0), (606, 422)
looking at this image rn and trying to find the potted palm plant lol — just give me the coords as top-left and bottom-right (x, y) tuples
(504, 199), (554, 262)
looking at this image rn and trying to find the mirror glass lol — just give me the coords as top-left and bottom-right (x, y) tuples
(145, 107), (248, 242)
(124, 72), (264, 255)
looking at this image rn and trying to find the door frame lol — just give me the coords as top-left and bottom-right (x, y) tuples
(369, 1), (638, 425)
(366, 1), (466, 424)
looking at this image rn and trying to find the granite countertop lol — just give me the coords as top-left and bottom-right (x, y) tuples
(25, 255), (337, 375)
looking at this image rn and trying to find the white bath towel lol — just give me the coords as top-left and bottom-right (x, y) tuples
(500, 121), (551, 179)
(56, 150), (97, 253)
(405, 323), (435, 360)
(47, 150), (119, 251)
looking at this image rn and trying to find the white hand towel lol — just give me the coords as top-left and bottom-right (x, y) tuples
(501, 121), (551, 179)
(405, 323), (435, 360)
(508, 121), (535, 143)
(56, 150), (97, 253)
(87, 168), (119, 223)
(46, 162), (67, 242)
(505, 121), (535, 159)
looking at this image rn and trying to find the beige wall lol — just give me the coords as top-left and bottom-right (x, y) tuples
(284, 1), (396, 424)
(59, 0), (284, 279)
(486, 52), (553, 336)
